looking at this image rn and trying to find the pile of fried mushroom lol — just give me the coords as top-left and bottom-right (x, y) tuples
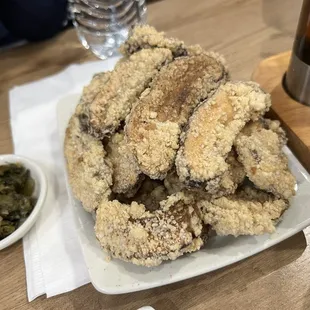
(64, 25), (296, 267)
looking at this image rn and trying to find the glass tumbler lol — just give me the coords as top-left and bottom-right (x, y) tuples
(285, 0), (310, 106)
(69, 0), (147, 59)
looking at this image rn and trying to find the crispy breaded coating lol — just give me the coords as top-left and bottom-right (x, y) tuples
(187, 45), (229, 75)
(116, 178), (168, 211)
(64, 113), (112, 212)
(237, 186), (276, 203)
(234, 120), (296, 199)
(95, 192), (205, 267)
(120, 24), (187, 57)
(262, 119), (287, 146)
(106, 132), (143, 196)
(251, 118), (288, 147)
(134, 178), (168, 211)
(80, 72), (111, 106)
(120, 25), (229, 77)
(126, 54), (228, 179)
(176, 82), (271, 185)
(120, 25), (229, 73)
(77, 72), (111, 131)
(203, 149), (245, 196)
(88, 48), (173, 138)
(164, 150), (244, 197)
(164, 170), (185, 195)
(198, 187), (288, 236)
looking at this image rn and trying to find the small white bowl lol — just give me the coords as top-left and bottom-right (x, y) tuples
(0, 154), (47, 250)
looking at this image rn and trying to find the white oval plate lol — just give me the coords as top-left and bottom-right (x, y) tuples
(0, 155), (47, 250)
(57, 93), (310, 295)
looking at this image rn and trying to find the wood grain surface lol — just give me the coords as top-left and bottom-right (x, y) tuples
(1, 0), (309, 309)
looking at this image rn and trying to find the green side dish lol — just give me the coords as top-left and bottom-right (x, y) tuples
(0, 163), (35, 240)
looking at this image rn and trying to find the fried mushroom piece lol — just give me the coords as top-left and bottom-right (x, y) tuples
(242, 118), (287, 147)
(120, 24), (187, 57)
(116, 178), (168, 212)
(120, 25), (229, 78)
(176, 82), (271, 186)
(106, 132), (143, 197)
(198, 187), (288, 236)
(77, 72), (111, 131)
(79, 72), (111, 106)
(64, 113), (112, 212)
(95, 192), (205, 267)
(165, 150), (245, 197)
(187, 45), (229, 76)
(234, 120), (296, 199)
(133, 178), (168, 211)
(203, 149), (245, 197)
(126, 54), (228, 179)
(88, 48), (173, 138)
(164, 170), (185, 196)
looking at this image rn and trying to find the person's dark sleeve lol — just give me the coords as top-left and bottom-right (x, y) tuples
(0, 0), (68, 42)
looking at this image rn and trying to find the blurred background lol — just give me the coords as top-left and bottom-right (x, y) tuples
(0, 0), (69, 50)
(0, 0), (160, 51)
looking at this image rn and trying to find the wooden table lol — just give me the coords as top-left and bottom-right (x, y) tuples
(0, 0), (309, 309)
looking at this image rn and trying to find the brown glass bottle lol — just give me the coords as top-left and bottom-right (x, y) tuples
(285, 0), (310, 106)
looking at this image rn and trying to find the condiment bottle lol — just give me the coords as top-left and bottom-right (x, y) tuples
(285, 0), (310, 106)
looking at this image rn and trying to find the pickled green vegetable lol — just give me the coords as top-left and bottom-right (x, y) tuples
(0, 220), (16, 239)
(0, 163), (35, 240)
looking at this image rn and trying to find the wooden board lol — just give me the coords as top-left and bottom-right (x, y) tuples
(252, 51), (310, 173)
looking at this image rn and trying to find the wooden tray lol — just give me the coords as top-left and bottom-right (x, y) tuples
(252, 51), (310, 173)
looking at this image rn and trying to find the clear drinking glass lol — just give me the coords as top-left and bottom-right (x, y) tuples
(69, 0), (147, 59)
